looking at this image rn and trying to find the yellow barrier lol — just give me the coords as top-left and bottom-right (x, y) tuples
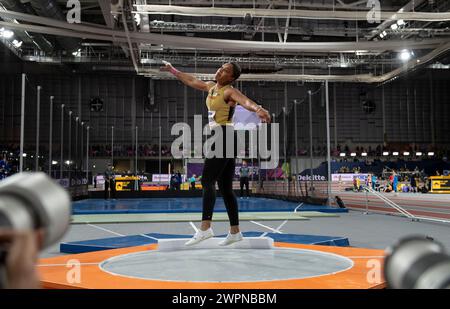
(115, 176), (139, 191)
(180, 182), (203, 190)
(430, 176), (450, 194)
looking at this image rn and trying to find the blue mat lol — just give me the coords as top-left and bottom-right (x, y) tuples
(72, 197), (348, 215)
(60, 232), (350, 254)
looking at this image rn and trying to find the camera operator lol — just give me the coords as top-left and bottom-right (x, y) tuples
(0, 229), (43, 289)
(0, 172), (71, 289)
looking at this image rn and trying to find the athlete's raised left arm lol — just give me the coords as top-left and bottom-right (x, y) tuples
(225, 88), (271, 123)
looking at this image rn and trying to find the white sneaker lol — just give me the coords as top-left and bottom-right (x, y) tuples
(185, 228), (214, 246)
(218, 232), (243, 246)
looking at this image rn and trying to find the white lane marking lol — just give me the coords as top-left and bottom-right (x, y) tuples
(189, 221), (198, 232)
(294, 203), (304, 213)
(37, 262), (99, 267)
(275, 220), (288, 232)
(251, 221), (283, 234)
(139, 234), (159, 241)
(347, 256), (385, 259)
(86, 223), (125, 236)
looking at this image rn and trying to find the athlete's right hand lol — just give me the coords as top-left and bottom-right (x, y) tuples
(257, 108), (271, 123)
(159, 60), (173, 72)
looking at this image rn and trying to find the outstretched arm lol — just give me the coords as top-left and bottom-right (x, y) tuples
(160, 61), (213, 92)
(225, 88), (271, 123)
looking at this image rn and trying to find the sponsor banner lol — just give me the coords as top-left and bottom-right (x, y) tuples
(115, 180), (135, 191)
(95, 175), (105, 186)
(152, 174), (171, 183)
(297, 174), (327, 181)
(234, 165), (259, 178)
(331, 173), (369, 182)
(57, 178), (70, 188)
(188, 163), (261, 179)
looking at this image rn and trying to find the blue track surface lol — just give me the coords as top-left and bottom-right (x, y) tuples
(60, 232), (350, 254)
(72, 197), (348, 214)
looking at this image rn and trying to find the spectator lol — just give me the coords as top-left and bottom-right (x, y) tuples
(104, 163), (116, 199)
(372, 174), (377, 190)
(366, 174), (372, 188)
(176, 172), (182, 190)
(393, 171), (399, 193)
(389, 173), (394, 188)
(189, 174), (197, 190)
(239, 161), (250, 199)
(410, 175), (417, 193)
(0, 156), (12, 179)
(170, 173), (178, 190)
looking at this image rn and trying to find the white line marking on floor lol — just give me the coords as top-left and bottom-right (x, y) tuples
(189, 221), (198, 232)
(139, 234), (159, 241)
(250, 221), (283, 234)
(86, 223), (125, 237)
(37, 263), (99, 267)
(275, 220), (288, 232)
(258, 219), (289, 237)
(294, 203), (304, 213)
(347, 256), (385, 259)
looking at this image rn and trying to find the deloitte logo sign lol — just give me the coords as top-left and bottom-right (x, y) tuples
(297, 175), (327, 181)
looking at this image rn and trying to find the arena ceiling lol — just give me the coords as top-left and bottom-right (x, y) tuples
(0, 0), (450, 82)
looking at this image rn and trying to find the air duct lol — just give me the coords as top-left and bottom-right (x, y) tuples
(28, 0), (79, 53)
(133, 5), (450, 22)
(0, 0), (53, 53)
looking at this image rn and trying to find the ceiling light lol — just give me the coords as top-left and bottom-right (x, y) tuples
(72, 48), (82, 57)
(383, 152), (389, 156)
(12, 39), (22, 48)
(428, 152), (434, 156)
(134, 13), (141, 26)
(397, 19), (405, 26)
(1, 29), (14, 39)
(393, 152), (399, 156)
(416, 152), (422, 156)
(361, 152), (368, 157)
(339, 153), (346, 157)
(350, 153), (356, 157)
(403, 152), (410, 156)
(391, 23), (399, 30)
(399, 49), (413, 62)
